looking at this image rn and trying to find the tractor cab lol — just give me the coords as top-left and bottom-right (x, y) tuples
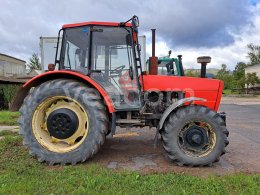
(56, 17), (142, 110)
(147, 55), (185, 76)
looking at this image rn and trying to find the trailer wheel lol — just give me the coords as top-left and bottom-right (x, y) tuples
(161, 105), (229, 166)
(19, 79), (108, 165)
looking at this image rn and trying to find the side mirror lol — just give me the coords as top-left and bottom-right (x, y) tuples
(132, 15), (139, 33)
(132, 15), (139, 27)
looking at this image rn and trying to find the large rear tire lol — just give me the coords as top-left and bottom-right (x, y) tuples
(19, 79), (108, 165)
(161, 105), (229, 166)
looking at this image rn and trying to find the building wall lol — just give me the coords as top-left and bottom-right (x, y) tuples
(0, 61), (4, 75)
(245, 64), (260, 87)
(0, 54), (26, 77)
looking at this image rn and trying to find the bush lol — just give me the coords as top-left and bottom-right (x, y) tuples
(0, 84), (21, 110)
(216, 64), (235, 90)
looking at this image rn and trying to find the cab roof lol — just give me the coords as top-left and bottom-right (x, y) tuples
(62, 21), (132, 29)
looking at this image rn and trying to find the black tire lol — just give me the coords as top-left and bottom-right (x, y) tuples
(161, 105), (229, 166)
(19, 79), (108, 165)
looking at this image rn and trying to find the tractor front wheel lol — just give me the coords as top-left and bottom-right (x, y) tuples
(19, 79), (108, 165)
(161, 105), (229, 166)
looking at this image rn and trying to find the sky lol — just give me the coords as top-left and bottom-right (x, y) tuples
(0, 0), (259, 70)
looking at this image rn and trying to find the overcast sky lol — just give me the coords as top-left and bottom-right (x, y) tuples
(0, 0), (259, 70)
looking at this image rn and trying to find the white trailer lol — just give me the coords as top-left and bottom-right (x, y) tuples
(39, 37), (60, 70)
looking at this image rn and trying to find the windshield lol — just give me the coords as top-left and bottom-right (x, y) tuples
(60, 27), (90, 74)
(158, 60), (179, 76)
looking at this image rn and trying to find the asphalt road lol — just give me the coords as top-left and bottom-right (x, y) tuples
(221, 104), (260, 145)
(90, 103), (260, 175)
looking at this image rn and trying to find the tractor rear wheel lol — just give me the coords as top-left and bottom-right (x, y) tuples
(161, 105), (229, 166)
(19, 79), (108, 165)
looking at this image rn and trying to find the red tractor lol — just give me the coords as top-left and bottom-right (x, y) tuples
(11, 16), (228, 166)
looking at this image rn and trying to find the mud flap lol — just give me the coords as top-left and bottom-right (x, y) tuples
(9, 86), (29, 111)
(158, 97), (206, 130)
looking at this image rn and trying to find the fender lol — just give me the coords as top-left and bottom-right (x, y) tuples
(158, 97), (206, 130)
(10, 70), (115, 113)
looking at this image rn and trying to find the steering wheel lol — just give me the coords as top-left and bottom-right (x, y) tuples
(110, 65), (125, 76)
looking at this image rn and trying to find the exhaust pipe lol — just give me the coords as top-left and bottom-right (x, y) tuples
(149, 29), (158, 75)
(152, 29), (156, 57)
(177, 55), (185, 76)
(197, 56), (211, 78)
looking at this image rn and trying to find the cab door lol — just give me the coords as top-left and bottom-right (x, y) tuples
(90, 26), (141, 110)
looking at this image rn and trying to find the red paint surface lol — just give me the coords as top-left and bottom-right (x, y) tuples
(23, 71), (223, 113)
(142, 75), (223, 111)
(62, 22), (132, 29)
(214, 80), (224, 111)
(23, 70), (115, 113)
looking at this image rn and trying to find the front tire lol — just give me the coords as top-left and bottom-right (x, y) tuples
(19, 79), (108, 165)
(161, 105), (229, 166)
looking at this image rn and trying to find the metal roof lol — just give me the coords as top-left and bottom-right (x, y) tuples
(0, 53), (26, 63)
(245, 64), (260, 69)
(0, 76), (28, 84)
(62, 21), (132, 29)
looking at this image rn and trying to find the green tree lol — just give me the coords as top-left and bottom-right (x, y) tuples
(245, 72), (260, 93)
(247, 44), (260, 66)
(233, 62), (247, 88)
(185, 69), (199, 77)
(216, 64), (234, 89)
(27, 53), (41, 70)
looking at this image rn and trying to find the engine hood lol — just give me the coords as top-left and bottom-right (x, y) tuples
(142, 75), (223, 111)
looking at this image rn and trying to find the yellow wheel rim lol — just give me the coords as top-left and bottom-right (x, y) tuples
(178, 120), (216, 158)
(32, 96), (89, 153)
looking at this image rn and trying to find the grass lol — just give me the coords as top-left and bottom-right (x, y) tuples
(223, 89), (233, 95)
(0, 111), (19, 126)
(223, 89), (241, 95)
(0, 131), (259, 194)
